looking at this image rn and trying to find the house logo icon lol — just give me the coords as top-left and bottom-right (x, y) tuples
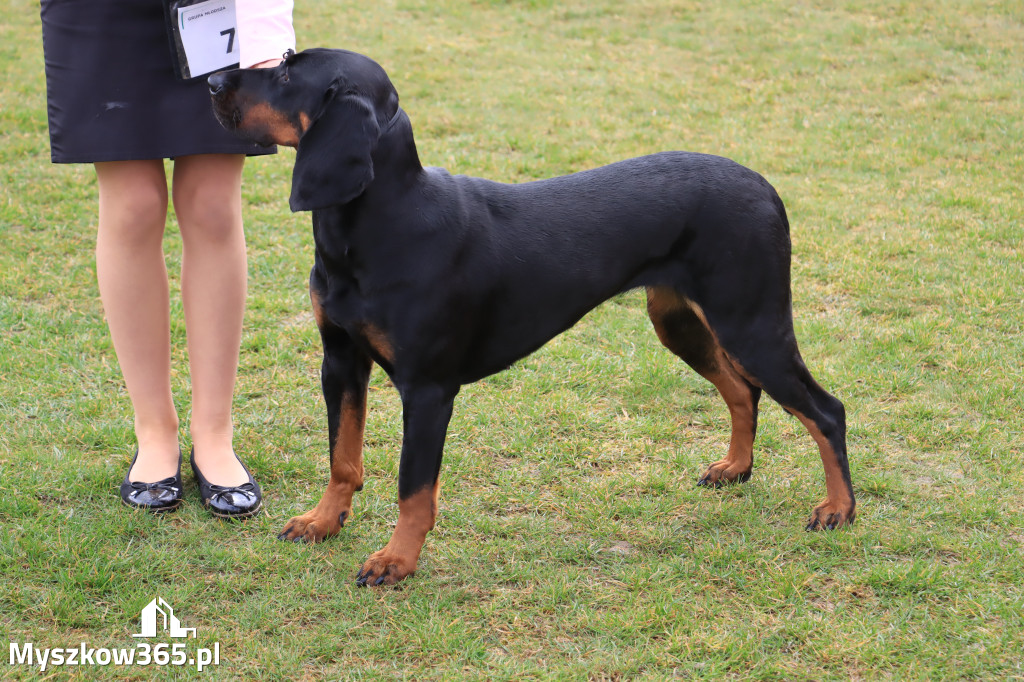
(132, 597), (196, 639)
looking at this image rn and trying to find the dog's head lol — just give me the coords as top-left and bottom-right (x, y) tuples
(209, 48), (400, 211)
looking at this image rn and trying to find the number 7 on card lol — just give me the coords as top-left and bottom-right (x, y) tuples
(165, 0), (240, 80)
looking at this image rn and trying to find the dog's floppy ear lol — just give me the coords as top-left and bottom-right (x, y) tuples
(289, 87), (381, 212)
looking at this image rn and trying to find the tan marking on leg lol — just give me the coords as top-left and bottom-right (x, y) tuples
(699, 347), (758, 484)
(279, 399), (367, 543)
(310, 286), (327, 328)
(790, 409), (855, 529)
(356, 483), (439, 586)
(646, 287), (758, 485)
(645, 285), (676, 320)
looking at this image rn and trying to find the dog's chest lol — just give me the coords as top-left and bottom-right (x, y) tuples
(316, 265), (397, 369)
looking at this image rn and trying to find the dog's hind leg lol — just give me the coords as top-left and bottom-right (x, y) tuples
(698, 297), (854, 531)
(646, 286), (762, 486)
(730, 347), (853, 530)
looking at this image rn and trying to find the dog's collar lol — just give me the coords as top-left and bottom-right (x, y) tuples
(384, 107), (404, 131)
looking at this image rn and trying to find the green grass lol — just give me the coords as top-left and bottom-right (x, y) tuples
(2, 0), (1023, 678)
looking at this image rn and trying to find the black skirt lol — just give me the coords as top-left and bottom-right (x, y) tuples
(40, 0), (274, 163)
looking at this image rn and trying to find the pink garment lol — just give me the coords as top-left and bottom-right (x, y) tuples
(237, 0), (296, 68)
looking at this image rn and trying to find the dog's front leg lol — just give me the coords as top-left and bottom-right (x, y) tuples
(279, 286), (373, 543)
(356, 383), (457, 586)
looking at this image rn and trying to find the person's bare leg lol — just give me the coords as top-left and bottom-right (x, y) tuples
(94, 160), (180, 481)
(172, 154), (250, 486)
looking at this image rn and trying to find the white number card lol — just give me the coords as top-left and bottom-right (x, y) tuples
(173, 0), (239, 79)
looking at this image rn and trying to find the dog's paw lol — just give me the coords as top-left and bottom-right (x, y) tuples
(355, 549), (416, 587)
(805, 499), (855, 531)
(277, 509), (349, 543)
(696, 459), (752, 488)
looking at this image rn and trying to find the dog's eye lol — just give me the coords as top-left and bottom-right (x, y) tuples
(279, 69), (290, 84)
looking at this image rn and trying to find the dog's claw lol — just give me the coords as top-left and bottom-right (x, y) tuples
(697, 465), (751, 489)
(354, 551), (416, 587)
(805, 505), (855, 532)
(276, 510), (348, 544)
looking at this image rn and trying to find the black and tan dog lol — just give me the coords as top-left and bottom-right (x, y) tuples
(209, 48), (854, 586)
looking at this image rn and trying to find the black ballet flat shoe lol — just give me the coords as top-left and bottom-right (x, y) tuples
(190, 448), (262, 519)
(120, 450), (183, 513)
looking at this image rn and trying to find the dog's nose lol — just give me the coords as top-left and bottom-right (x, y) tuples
(208, 73), (226, 96)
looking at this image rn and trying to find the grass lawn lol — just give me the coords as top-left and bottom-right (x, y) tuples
(2, 0), (1022, 678)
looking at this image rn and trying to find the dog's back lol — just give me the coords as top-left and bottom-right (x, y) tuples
(420, 151), (792, 378)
